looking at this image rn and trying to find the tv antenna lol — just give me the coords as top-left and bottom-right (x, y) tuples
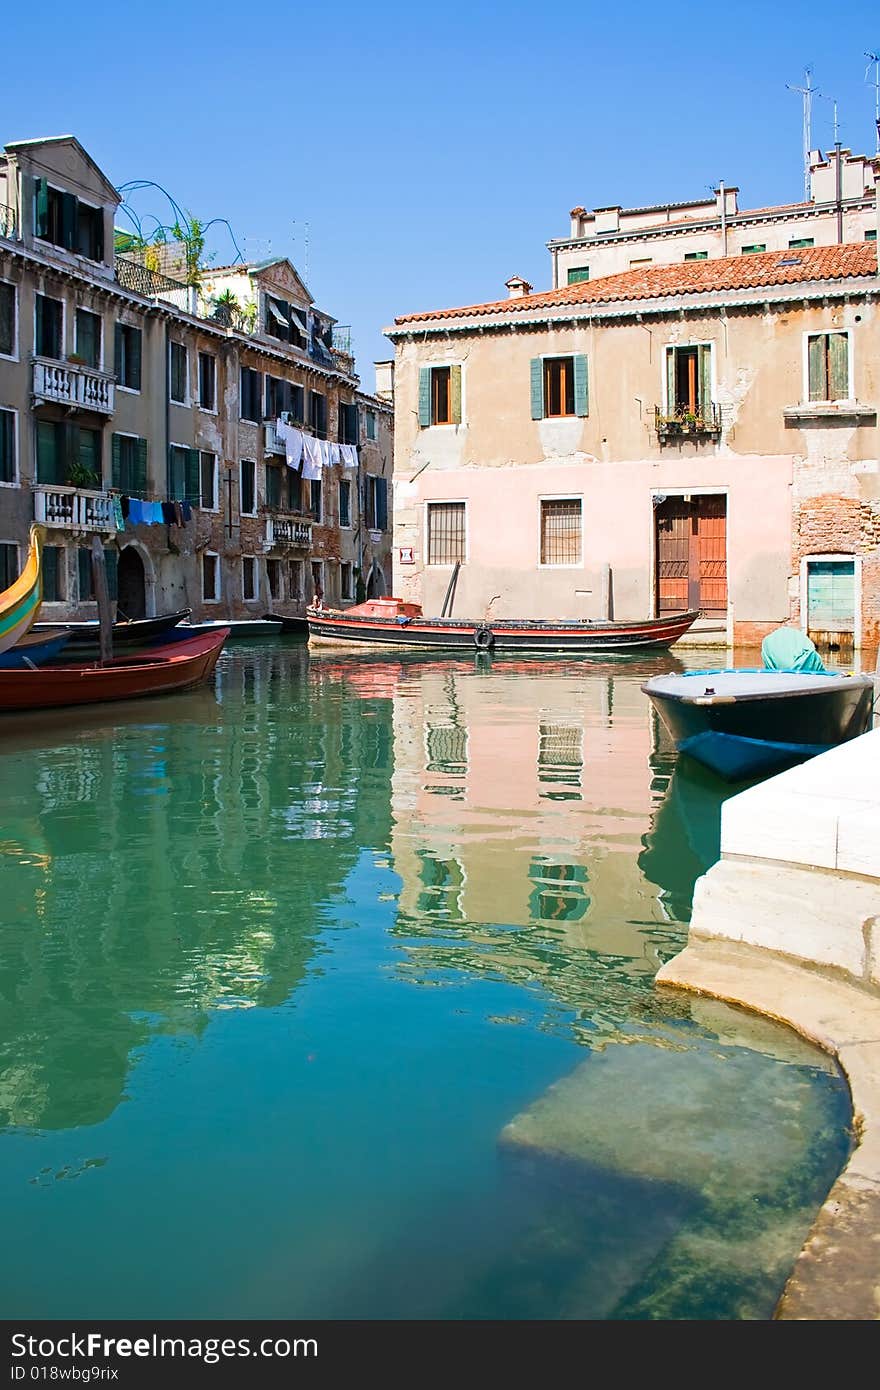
(866, 51), (880, 152)
(818, 90), (840, 145)
(787, 66), (818, 200)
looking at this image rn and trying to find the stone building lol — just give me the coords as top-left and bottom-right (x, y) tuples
(0, 134), (392, 623)
(386, 232), (880, 655)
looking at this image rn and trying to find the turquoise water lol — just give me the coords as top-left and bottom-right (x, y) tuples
(0, 641), (853, 1320)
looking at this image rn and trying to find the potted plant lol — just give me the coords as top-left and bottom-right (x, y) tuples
(65, 462), (101, 490)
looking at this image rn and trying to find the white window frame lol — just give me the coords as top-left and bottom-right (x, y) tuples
(116, 320), (142, 395)
(0, 406), (20, 487)
(241, 554), (258, 603)
(34, 291), (65, 361)
(802, 328), (854, 403)
(800, 552), (863, 653)
(39, 541), (67, 605)
(202, 551), (220, 605)
(365, 409), (377, 441)
(240, 458), (257, 517)
(169, 340), (189, 406)
(199, 451), (219, 513)
(197, 351), (217, 413)
(425, 498), (468, 567)
(339, 476), (352, 529)
(0, 278), (19, 362)
(661, 340), (716, 414)
(340, 560), (354, 601)
(537, 493), (584, 570)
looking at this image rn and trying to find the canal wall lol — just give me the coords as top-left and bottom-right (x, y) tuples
(656, 724), (880, 1319)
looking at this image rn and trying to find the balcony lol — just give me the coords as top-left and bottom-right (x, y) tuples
(33, 485), (118, 534)
(265, 421), (290, 456)
(264, 515), (312, 550)
(33, 357), (116, 415)
(0, 204), (16, 239)
(655, 402), (722, 443)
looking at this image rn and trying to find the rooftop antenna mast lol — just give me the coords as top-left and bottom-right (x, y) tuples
(866, 51), (880, 153)
(787, 66), (817, 200)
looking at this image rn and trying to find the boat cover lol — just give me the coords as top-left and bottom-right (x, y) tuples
(761, 627), (826, 673)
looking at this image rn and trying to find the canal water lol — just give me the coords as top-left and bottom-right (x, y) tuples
(0, 640), (853, 1320)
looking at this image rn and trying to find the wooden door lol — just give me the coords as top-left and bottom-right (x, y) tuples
(655, 495), (727, 615)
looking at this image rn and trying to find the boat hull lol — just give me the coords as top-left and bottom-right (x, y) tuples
(178, 619), (283, 639)
(306, 608), (700, 653)
(0, 629), (228, 712)
(643, 671), (876, 780)
(33, 608), (192, 647)
(0, 628), (72, 668)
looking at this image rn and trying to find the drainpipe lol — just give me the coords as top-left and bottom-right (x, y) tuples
(719, 181), (728, 257)
(835, 142), (843, 243)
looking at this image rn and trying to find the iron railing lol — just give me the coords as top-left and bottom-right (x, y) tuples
(0, 204), (16, 239)
(115, 256), (192, 310)
(655, 402), (722, 442)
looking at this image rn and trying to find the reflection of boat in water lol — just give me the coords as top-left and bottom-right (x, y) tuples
(638, 755), (733, 922)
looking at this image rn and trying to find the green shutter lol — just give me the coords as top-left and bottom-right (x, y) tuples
(42, 545), (58, 602)
(666, 347), (677, 413)
(573, 354), (589, 417)
(78, 427), (100, 479)
(135, 437), (147, 496)
(129, 328), (141, 390)
(449, 365), (462, 425)
(530, 358), (544, 419)
(78, 548), (92, 600)
(186, 447), (200, 502)
(35, 177), (49, 238)
(808, 335), (826, 402)
(61, 192), (77, 251)
(698, 344), (712, 415)
(114, 323), (123, 378)
(37, 421), (62, 484)
(104, 549), (118, 601)
(35, 295), (45, 356)
(418, 368), (431, 427)
(828, 333), (849, 400)
(111, 433), (122, 489)
(0, 411), (14, 482)
(375, 477), (388, 531)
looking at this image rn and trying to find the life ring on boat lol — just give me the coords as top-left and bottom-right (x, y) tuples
(474, 625), (494, 651)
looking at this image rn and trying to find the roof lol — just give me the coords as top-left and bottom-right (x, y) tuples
(393, 243), (878, 326)
(4, 135), (120, 203)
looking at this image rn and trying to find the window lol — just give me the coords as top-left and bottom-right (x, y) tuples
(203, 552), (219, 603)
(540, 498), (582, 566)
(788, 237), (814, 249)
(77, 547), (117, 601)
(364, 475), (388, 531)
(267, 558), (281, 600)
(629, 257), (652, 267)
(169, 342), (188, 403)
(240, 367), (262, 422)
(111, 434), (147, 497)
(807, 332), (849, 402)
(198, 352), (216, 410)
(427, 500), (465, 565)
(0, 282), (16, 357)
(37, 422), (100, 486)
(34, 180), (104, 261)
(264, 295), (307, 348)
(266, 377), (305, 423)
(866, 229), (878, 242)
(684, 251), (708, 261)
(115, 323), (142, 390)
(41, 545), (65, 602)
(0, 543), (17, 590)
(311, 560), (324, 602)
(242, 556), (257, 602)
(0, 409), (16, 483)
(35, 294), (63, 359)
(365, 409), (377, 441)
(417, 364), (463, 427)
(341, 562), (354, 601)
(286, 469), (302, 513)
(338, 401), (359, 445)
(530, 354), (588, 420)
(741, 243), (766, 254)
(288, 558), (303, 600)
(74, 309), (101, 368)
(199, 451), (217, 510)
(240, 459), (256, 515)
(308, 479), (322, 522)
(309, 390), (327, 438)
(665, 343), (712, 418)
(168, 444), (200, 503)
(567, 266), (591, 284)
(339, 477), (351, 527)
(266, 465), (282, 509)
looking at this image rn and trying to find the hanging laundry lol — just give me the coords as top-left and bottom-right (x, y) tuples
(318, 438), (333, 471)
(120, 495), (130, 520)
(302, 435), (323, 481)
(111, 496), (125, 531)
(180, 500), (192, 524)
(128, 498), (145, 525)
(341, 444), (358, 469)
(283, 424), (303, 469)
(161, 502), (177, 525)
(173, 501), (184, 527)
(329, 443), (341, 466)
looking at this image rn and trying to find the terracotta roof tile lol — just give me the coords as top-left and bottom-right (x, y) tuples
(394, 243), (877, 325)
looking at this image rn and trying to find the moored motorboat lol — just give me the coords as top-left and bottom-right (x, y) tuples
(0, 626), (72, 668)
(306, 597), (700, 654)
(0, 627), (229, 713)
(177, 618), (283, 639)
(33, 607), (192, 647)
(262, 612), (309, 635)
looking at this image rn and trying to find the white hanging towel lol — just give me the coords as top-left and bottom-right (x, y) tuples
(301, 434), (323, 481)
(341, 443), (358, 469)
(329, 443), (341, 466)
(319, 439), (333, 471)
(283, 425), (303, 469)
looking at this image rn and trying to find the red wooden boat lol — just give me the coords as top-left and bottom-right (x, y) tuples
(306, 598), (700, 654)
(0, 628), (229, 712)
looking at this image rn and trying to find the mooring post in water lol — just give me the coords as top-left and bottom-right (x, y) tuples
(91, 534), (113, 664)
(601, 564), (613, 620)
(441, 560), (461, 619)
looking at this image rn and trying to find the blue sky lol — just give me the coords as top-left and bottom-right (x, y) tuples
(3, 1), (879, 385)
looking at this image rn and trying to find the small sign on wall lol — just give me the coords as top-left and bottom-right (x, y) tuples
(398, 546), (415, 564)
(369, 530), (382, 544)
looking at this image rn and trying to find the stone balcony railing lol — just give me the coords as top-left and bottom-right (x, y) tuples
(33, 357), (116, 415)
(264, 514), (312, 550)
(33, 484), (118, 533)
(265, 421), (290, 456)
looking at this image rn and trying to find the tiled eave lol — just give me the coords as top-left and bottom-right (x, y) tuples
(385, 275), (880, 341)
(0, 236), (359, 387)
(546, 197), (878, 253)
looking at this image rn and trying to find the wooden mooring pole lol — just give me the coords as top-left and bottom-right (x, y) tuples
(90, 535), (113, 665)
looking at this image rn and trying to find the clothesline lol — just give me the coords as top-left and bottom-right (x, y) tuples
(115, 496), (193, 530)
(275, 420), (359, 479)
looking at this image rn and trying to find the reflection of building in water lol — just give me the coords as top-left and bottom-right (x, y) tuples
(389, 664), (686, 1024)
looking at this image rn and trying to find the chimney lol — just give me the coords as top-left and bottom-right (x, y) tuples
(374, 359), (394, 402)
(505, 275), (533, 300)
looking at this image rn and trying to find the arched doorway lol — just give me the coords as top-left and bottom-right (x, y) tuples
(117, 546), (147, 620)
(365, 560), (387, 598)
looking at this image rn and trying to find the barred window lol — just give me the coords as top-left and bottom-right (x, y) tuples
(540, 498), (581, 565)
(427, 501), (466, 565)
